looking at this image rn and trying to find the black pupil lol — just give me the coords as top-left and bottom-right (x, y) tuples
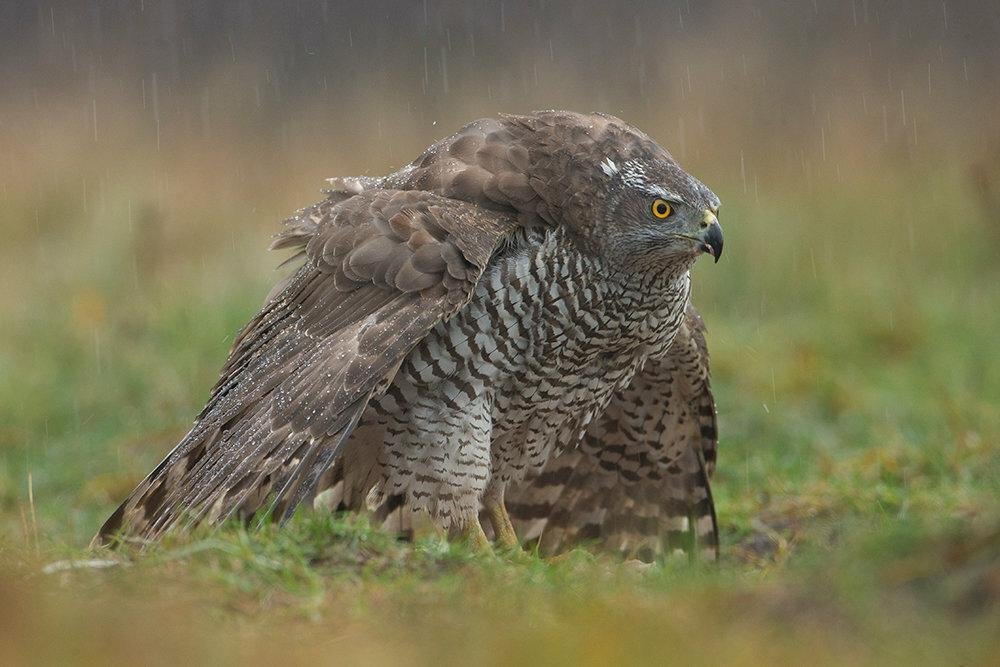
(655, 202), (667, 215)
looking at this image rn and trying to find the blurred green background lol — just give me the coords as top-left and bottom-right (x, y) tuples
(1, 1), (998, 664)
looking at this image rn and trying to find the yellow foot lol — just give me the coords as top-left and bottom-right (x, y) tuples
(484, 494), (520, 551)
(460, 519), (494, 555)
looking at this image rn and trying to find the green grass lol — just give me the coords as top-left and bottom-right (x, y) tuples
(1, 157), (998, 665)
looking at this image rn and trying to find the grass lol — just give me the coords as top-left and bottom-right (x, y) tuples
(1, 137), (998, 664)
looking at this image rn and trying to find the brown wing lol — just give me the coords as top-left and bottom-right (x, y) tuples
(506, 303), (720, 561)
(96, 189), (517, 543)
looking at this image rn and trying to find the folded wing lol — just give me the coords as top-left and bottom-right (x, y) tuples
(97, 190), (517, 543)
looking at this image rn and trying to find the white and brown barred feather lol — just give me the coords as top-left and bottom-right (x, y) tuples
(505, 304), (719, 560)
(96, 190), (518, 542)
(315, 303), (720, 562)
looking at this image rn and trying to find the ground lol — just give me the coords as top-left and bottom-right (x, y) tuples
(1, 154), (998, 665)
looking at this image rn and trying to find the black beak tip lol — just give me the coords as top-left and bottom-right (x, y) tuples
(702, 224), (723, 263)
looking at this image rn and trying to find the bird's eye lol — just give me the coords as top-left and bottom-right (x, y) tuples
(651, 198), (673, 219)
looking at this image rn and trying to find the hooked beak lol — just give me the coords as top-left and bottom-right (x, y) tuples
(699, 211), (724, 263)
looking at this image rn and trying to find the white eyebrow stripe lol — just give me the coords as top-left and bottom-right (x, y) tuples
(618, 158), (687, 203)
(600, 157), (619, 176)
(642, 184), (683, 201)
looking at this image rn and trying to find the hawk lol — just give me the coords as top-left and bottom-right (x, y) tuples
(97, 110), (724, 561)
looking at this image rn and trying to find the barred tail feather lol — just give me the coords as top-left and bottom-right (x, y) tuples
(509, 442), (719, 562)
(506, 303), (720, 562)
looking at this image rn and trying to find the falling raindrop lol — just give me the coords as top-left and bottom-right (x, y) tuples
(740, 149), (747, 193)
(423, 46), (429, 95)
(440, 46), (449, 95)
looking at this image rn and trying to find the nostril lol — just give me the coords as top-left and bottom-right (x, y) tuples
(700, 220), (710, 229)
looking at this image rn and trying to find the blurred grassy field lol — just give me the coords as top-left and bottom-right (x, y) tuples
(1, 126), (997, 664)
(2, 1), (1000, 664)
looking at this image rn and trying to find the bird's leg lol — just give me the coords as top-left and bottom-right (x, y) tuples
(486, 501), (519, 550)
(459, 516), (494, 554)
(410, 507), (446, 541)
(483, 484), (519, 550)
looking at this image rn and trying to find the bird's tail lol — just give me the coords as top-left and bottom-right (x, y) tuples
(507, 443), (718, 562)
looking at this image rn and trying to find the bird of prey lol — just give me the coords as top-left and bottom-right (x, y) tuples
(97, 110), (723, 561)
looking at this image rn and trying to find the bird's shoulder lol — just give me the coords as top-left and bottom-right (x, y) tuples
(271, 189), (519, 312)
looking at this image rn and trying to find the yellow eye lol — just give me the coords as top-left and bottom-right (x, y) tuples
(651, 198), (673, 219)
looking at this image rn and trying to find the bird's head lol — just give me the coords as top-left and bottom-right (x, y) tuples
(510, 111), (723, 275)
(591, 151), (723, 273)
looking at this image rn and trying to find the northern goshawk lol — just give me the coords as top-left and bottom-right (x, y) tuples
(97, 110), (723, 561)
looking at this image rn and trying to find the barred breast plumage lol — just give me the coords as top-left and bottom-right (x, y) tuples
(330, 225), (692, 533)
(97, 110), (724, 561)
